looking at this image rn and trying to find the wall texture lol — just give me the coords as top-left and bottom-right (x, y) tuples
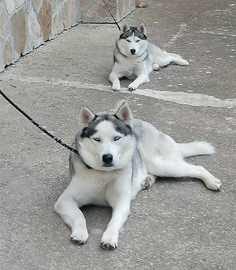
(0, 0), (80, 72)
(80, 0), (136, 23)
(0, 0), (135, 72)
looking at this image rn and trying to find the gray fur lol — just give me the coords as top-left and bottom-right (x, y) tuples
(109, 23), (189, 91)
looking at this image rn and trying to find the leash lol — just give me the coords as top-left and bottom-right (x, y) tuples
(103, 0), (121, 31)
(0, 89), (79, 155)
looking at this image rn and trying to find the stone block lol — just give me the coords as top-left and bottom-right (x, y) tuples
(25, 0), (33, 12)
(3, 37), (13, 67)
(10, 7), (26, 56)
(52, 0), (58, 10)
(118, 0), (124, 19)
(80, 0), (94, 11)
(38, 0), (52, 41)
(0, 39), (4, 71)
(87, 0), (116, 21)
(26, 8), (43, 52)
(15, 0), (24, 9)
(125, 0), (130, 15)
(0, 8), (10, 38)
(0, 57), (3, 72)
(4, 0), (16, 15)
(62, 2), (69, 29)
(52, 10), (63, 37)
(70, 0), (77, 25)
(32, 0), (42, 9)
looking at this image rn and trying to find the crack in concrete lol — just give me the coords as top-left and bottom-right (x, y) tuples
(2, 75), (236, 108)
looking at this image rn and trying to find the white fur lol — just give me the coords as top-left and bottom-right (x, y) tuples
(109, 23), (189, 91)
(54, 102), (221, 250)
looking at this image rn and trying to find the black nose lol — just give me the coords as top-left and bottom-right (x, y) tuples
(102, 154), (113, 165)
(130, 49), (136, 55)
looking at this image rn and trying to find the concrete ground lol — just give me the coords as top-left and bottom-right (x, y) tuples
(0, 0), (235, 269)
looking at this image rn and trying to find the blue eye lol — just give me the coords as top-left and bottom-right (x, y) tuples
(136, 40), (140, 43)
(93, 137), (100, 142)
(126, 39), (131, 43)
(114, 136), (121, 141)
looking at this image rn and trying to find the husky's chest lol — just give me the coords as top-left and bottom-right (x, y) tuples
(70, 171), (118, 206)
(70, 160), (133, 207)
(115, 49), (150, 78)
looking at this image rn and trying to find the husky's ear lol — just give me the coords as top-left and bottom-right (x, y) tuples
(115, 101), (133, 127)
(79, 107), (96, 127)
(121, 24), (130, 33)
(137, 23), (146, 35)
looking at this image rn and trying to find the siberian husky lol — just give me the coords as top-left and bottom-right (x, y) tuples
(54, 101), (221, 250)
(109, 23), (189, 91)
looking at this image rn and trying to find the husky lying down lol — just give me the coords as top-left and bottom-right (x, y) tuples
(54, 101), (221, 250)
(109, 23), (189, 91)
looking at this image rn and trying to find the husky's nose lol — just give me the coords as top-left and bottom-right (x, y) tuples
(102, 154), (113, 165)
(130, 49), (136, 55)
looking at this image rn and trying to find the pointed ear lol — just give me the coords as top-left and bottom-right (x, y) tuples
(115, 101), (133, 127)
(79, 107), (95, 127)
(137, 23), (146, 34)
(121, 24), (130, 33)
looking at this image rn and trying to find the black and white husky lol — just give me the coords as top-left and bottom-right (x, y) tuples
(54, 101), (221, 250)
(109, 23), (189, 91)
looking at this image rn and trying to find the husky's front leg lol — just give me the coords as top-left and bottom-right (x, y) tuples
(101, 197), (130, 250)
(128, 74), (149, 91)
(54, 196), (89, 244)
(109, 71), (121, 91)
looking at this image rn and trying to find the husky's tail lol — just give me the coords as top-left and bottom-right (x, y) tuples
(178, 141), (215, 158)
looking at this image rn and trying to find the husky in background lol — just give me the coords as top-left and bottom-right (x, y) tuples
(54, 101), (221, 250)
(109, 23), (189, 91)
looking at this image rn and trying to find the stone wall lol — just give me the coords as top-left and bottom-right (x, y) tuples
(0, 0), (80, 72)
(80, 0), (136, 23)
(0, 0), (135, 72)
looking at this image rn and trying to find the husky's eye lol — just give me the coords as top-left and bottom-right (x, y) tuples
(114, 136), (121, 141)
(93, 137), (100, 142)
(136, 39), (141, 43)
(126, 39), (131, 43)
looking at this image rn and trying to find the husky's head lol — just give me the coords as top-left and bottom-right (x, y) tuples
(78, 101), (135, 171)
(117, 23), (148, 57)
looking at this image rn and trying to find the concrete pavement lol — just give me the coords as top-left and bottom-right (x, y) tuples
(0, 0), (235, 269)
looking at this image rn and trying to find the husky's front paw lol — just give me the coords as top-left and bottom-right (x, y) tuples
(204, 177), (222, 191)
(112, 82), (121, 91)
(101, 231), (118, 250)
(70, 228), (89, 244)
(128, 82), (138, 91)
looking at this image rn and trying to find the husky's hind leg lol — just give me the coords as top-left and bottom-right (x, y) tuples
(152, 63), (160, 71)
(146, 158), (221, 191)
(157, 51), (189, 67)
(148, 43), (189, 67)
(141, 174), (156, 190)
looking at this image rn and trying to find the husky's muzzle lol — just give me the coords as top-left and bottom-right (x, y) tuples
(102, 154), (114, 167)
